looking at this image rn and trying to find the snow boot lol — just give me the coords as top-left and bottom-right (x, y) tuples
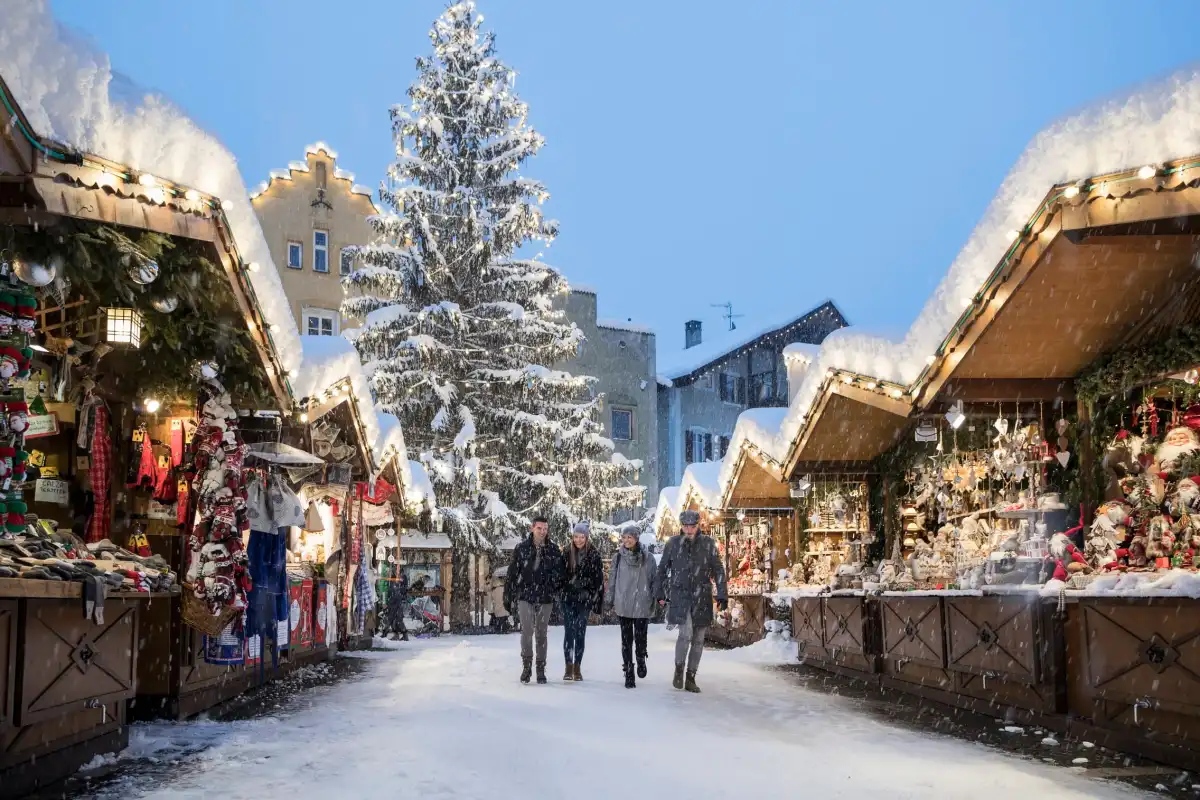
(672, 664), (685, 690)
(573, 663), (583, 681)
(623, 664), (636, 689)
(636, 654), (647, 680)
(684, 670), (701, 694)
(536, 661), (547, 684)
(520, 658), (532, 684)
(563, 662), (574, 682)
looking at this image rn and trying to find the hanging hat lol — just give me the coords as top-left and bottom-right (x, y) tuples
(679, 509), (700, 526)
(303, 501), (325, 533)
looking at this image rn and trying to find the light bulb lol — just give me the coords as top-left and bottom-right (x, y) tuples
(1138, 165), (1157, 180)
(300, 412), (309, 423)
(143, 398), (161, 414)
(1005, 229), (1020, 242)
(184, 189), (201, 201)
(1062, 185), (1079, 199)
(247, 262), (261, 273)
(138, 173), (158, 187)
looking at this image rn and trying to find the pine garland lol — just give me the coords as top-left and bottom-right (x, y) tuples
(6, 220), (271, 405)
(1075, 325), (1200, 405)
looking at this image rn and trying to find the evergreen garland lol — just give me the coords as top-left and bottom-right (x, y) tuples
(5, 220), (271, 405)
(1075, 325), (1200, 405)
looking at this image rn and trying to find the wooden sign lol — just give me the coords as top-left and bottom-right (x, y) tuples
(24, 413), (59, 439)
(34, 478), (70, 506)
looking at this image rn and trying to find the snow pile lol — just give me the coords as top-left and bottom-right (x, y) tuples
(679, 459), (723, 508)
(1043, 569), (1200, 598)
(657, 301), (841, 382)
(405, 460), (436, 509)
(721, 626), (797, 665)
(596, 318), (655, 335)
(0, 0), (302, 375)
(400, 531), (453, 549)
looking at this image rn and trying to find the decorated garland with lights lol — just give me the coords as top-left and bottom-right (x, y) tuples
(4, 220), (272, 405)
(342, 3), (642, 623)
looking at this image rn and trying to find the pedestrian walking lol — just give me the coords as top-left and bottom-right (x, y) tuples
(504, 517), (563, 684)
(560, 521), (603, 681)
(488, 567), (510, 633)
(605, 523), (658, 688)
(385, 572), (410, 641)
(657, 509), (727, 693)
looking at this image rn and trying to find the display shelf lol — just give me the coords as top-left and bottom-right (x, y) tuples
(804, 527), (869, 534)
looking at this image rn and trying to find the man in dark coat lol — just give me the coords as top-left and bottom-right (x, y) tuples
(386, 572), (410, 641)
(656, 509), (727, 693)
(560, 521), (604, 681)
(504, 516), (563, 684)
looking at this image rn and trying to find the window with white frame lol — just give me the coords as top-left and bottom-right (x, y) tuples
(313, 230), (329, 273)
(304, 308), (339, 337)
(340, 247), (354, 276)
(611, 408), (634, 441)
(685, 428), (713, 464)
(287, 241), (303, 269)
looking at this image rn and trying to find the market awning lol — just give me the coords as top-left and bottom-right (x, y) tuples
(917, 165), (1200, 406)
(785, 380), (911, 472)
(724, 451), (790, 508)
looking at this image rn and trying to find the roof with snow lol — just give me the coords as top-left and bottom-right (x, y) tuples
(657, 301), (846, 385)
(0, 1), (305, 401)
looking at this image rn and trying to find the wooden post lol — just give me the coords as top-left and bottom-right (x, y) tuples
(1078, 399), (1096, 526)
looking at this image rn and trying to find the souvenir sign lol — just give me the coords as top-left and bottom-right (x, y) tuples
(34, 477), (69, 506)
(25, 413), (59, 439)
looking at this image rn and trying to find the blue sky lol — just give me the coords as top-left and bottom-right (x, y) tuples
(54, 0), (1200, 357)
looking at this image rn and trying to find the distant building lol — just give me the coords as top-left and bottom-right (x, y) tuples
(558, 287), (658, 522)
(656, 301), (847, 488)
(250, 142), (377, 336)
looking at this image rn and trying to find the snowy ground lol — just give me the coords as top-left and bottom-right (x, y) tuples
(77, 626), (1156, 799)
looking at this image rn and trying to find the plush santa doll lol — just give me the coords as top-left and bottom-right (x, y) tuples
(1170, 476), (1200, 518)
(1156, 427), (1200, 478)
(1046, 531), (1090, 582)
(1144, 514), (1176, 566)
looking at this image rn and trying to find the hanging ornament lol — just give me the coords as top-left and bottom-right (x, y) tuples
(12, 254), (59, 288)
(128, 258), (159, 285)
(1055, 418), (1069, 437)
(150, 293), (179, 314)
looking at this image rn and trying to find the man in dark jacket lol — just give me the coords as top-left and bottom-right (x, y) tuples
(504, 516), (563, 684)
(656, 509), (727, 693)
(560, 521), (603, 681)
(386, 572), (410, 641)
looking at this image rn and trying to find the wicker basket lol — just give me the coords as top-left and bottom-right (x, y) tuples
(181, 584), (239, 636)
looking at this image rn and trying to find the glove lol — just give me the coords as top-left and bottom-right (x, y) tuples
(717, 599), (728, 612)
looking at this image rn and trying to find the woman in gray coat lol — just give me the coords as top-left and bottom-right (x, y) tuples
(605, 525), (659, 688)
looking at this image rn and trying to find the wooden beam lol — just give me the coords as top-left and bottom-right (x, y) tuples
(832, 381), (912, 418)
(938, 379), (1075, 403)
(790, 461), (876, 475)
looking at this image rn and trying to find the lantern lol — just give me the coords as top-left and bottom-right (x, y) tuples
(104, 307), (143, 348)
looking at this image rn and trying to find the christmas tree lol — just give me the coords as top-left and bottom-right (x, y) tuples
(343, 1), (643, 626)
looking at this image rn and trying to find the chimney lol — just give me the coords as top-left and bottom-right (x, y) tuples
(684, 320), (702, 349)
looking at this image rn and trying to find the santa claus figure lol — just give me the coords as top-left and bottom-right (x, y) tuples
(1170, 476), (1200, 519)
(1156, 427), (1200, 477)
(1045, 531), (1090, 582)
(1085, 527), (1120, 571)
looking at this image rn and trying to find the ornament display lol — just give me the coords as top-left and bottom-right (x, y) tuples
(12, 254), (58, 288)
(151, 293), (179, 314)
(128, 258), (160, 285)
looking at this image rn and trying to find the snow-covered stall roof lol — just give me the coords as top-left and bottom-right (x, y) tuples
(657, 301), (844, 384)
(401, 532), (453, 550)
(716, 408), (788, 498)
(771, 64), (1200, 472)
(293, 335), (419, 479)
(0, 0), (303, 383)
(404, 460), (437, 510)
(651, 486), (682, 537)
(679, 460), (724, 510)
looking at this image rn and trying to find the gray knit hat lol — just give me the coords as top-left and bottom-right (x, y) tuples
(571, 521), (591, 535)
(679, 510), (700, 526)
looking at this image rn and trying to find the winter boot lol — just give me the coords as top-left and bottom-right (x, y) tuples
(624, 664), (636, 689)
(573, 663), (583, 681)
(684, 670), (701, 694)
(536, 661), (547, 684)
(636, 654), (647, 680)
(520, 658), (532, 684)
(672, 664), (685, 690)
(563, 662), (574, 682)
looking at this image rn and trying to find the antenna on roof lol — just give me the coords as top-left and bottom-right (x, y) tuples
(711, 302), (744, 331)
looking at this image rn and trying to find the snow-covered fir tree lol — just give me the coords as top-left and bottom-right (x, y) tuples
(344, 1), (643, 626)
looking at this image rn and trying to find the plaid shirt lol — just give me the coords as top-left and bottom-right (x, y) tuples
(87, 404), (112, 543)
